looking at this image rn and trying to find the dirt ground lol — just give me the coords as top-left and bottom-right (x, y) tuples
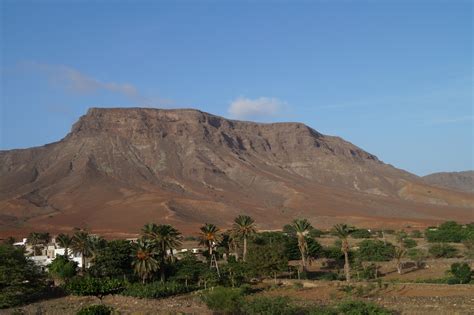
(0, 293), (210, 315)
(259, 281), (474, 315)
(3, 281), (473, 315)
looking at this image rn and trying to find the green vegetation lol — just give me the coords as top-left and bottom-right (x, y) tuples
(0, 244), (47, 308)
(76, 304), (113, 315)
(65, 277), (124, 299)
(3, 219), (472, 312)
(123, 281), (196, 298)
(351, 229), (371, 239)
(357, 240), (395, 262)
(89, 240), (133, 279)
(48, 255), (78, 283)
(425, 221), (474, 243)
(200, 286), (245, 313)
(448, 262), (472, 284)
(428, 243), (458, 258)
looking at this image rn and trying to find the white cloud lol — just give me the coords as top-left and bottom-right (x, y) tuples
(25, 61), (172, 107)
(228, 97), (284, 119)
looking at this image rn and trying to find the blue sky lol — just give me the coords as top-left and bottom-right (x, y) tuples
(1, 0), (472, 176)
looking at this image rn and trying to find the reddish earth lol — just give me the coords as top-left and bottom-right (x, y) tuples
(0, 108), (473, 238)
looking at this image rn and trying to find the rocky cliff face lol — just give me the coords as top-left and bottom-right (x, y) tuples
(423, 171), (474, 193)
(1, 108), (473, 236)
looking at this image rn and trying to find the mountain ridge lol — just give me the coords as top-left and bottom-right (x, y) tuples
(1, 107), (473, 237)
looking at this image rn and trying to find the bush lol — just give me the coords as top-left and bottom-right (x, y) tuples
(200, 286), (244, 313)
(410, 230), (423, 238)
(449, 262), (472, 284)
(402, 238), (417, 249)
(351, 229), (372, 239)
(425, 221), (472, 243)
(334, 300), (393, 314)
(0, 244), (47, 308)
(242, 295), (302, 315)
(65, 277), (124, 299)
(428, 243), (458, 258)
(122, 281), (195, 299)
(49, 255), (77, 283)
(357, 240), (395, 262)
(76, 304), (113, 315)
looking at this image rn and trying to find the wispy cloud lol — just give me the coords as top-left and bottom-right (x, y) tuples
(24, 61), (172, 107)
(228, 97), (285, 119)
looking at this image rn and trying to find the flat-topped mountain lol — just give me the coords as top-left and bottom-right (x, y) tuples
(423, 171), (474, 193)
(1, 108), (473, 237)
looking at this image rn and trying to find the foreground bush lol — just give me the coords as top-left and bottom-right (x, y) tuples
(65, 277), (124, 299)
(242, 296), (303, 315)
(333, 300), (393, 315)
(76, 304), (113, 315)
(200, 286), (245, 313)
(122, 281), (195, 299)
(0, 244), (47, 308)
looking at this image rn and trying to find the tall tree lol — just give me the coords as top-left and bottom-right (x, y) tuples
(333, 224), (354, 282)
(290, 219), (313, 269)
(132, 239), (160, 283)
(71, 231), (93, 272)
(199, 223), (221, 257)
(142, 223), (182, 281)
(232, 215), (257, 262)
(394, 246), (406, 274)
(56, 234), (72, 258)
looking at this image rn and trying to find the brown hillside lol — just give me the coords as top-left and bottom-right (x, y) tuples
(1, 108), (473, 237)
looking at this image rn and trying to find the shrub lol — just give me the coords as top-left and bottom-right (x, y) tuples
(200, 286), (244, 313)
(351, 229), (372, 239)
(449, 262), (472, 284)
(402, 238), (417, 249)
(410, 230), (423, 238)
(309, 229), (323, 238)
(49, 255), (77, 283)
(65, 277), (124, 299)
(425, 221), (472, 243)
(357, 240), (395, 261)
(76, 304), (113, 315)
(428, 243), (458, 258)
(122, 281), (195, 299)
(242, 295), (302, 315)
(335, 300), (393, 315)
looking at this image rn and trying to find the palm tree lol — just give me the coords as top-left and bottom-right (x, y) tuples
(333, 224), (354, 282)
(290, 219), (313, 269)
(132, 239), (160, 284)
(56, 233), (73, 258)
(232, 215), (257, 262)
(142, 223), (182, 281)
(27, 232), (43, 255)
(199, 223), (221, 257)
(71, 231), (93, 272)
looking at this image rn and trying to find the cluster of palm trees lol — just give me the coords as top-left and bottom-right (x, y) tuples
(25, 216), (358, 283)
